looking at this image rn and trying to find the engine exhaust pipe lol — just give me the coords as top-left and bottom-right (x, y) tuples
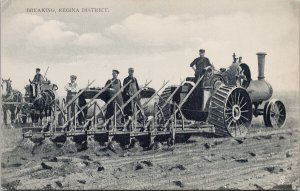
(257, 52), (267, 80)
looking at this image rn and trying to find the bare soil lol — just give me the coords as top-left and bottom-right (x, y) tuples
(1, 93), (299, 190)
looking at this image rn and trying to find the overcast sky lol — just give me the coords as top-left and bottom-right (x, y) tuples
(1, 0), (299, 96)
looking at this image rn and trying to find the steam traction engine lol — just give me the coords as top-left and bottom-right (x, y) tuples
(160, 52), (286, 138)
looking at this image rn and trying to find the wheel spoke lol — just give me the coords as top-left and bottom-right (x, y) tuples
(236, 120), (241, 135)
(237, 92), (241, 106)
(228, 118), (234, 127)
(228, 125), (234, 134)
(239, 96), (244, 107)
(271, 104), (276, 113)
(234, 91), (237, 105)
(278, 105), (284, 113)
(278, 117), (285, 123)
(240, 102), (247, 109)
(239, 123), (248, 134)
(271, 117), (277, 127)
(240, 114), (249, 121)
(275, 105), (280, 113)
(238, 119), (246, 128)
(231, 95), (235, 105)
(234, 121), (237, 137)
(226, 115), (233, 122)
(240, 110), (249, 113)
(226, 107), (232, 111)
(227, 99), (233, 108)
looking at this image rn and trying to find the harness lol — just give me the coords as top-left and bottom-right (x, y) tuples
(33, 89), (56, 109)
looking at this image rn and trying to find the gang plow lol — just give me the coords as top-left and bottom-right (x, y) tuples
(21, 52), (287, 148)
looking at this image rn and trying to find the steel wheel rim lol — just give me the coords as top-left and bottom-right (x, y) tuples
(224, 88), (252, 137)
(269, 100), (286, 128)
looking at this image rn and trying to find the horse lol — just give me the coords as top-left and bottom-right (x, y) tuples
(25, 81), (59, 125)
(1, 78), (23, 128)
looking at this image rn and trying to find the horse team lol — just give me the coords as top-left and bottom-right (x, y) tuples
(1, 67), (143, 129)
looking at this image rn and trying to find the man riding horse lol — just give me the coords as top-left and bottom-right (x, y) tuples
(25, 68), (59, 125)
(32, 68), (44, 96)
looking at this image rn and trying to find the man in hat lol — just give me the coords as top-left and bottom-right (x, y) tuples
(32, 68), (45, 96)
(190, 49), (213, 82)
(65, 75), (78, 102)
(104, 70), (124, 125)
(64, 75), (78, 123)
(32, 68), (44, 84)
(123, 67), (143, 118)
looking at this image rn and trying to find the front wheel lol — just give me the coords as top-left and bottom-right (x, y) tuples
(263, 99), (286, 128)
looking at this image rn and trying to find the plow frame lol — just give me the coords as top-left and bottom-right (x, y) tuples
(22, 79), (215, 147)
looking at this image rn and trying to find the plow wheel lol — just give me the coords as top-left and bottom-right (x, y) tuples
(208, 85), (253, 138)
(263, 99), (286, 128)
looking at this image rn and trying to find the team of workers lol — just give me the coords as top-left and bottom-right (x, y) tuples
(32, 49), (212, 126)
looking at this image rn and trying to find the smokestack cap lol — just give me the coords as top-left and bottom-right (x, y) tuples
(257, 52), (267, 55)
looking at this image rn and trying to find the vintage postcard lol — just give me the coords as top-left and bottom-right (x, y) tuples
(1, 0), (299, 190)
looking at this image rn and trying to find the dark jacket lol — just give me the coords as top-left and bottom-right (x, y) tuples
(105, 78), (122, 89)
(190, 57), (212, 76)
(33, 73), (44, 84)
(123, 76), (140, 96)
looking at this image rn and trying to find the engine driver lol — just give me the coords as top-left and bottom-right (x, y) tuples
(190, 49), (213, 82)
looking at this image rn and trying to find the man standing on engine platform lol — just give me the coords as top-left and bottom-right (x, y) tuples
(190, 49), (213, 82)
(65, 75), (78, 123)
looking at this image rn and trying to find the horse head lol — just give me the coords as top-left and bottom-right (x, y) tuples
(24, 85), (31, 96)
(1, 78), (12, 97)
(27, 79), (37, 98)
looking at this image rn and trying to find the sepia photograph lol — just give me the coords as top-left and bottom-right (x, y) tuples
(1, 0), (299, 190)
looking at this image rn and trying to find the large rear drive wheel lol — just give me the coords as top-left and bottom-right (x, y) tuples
(208, 85), (253, 138)
(263, 99), (286, 128)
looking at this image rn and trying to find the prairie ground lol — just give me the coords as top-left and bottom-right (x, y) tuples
(1, 91), (299, 190)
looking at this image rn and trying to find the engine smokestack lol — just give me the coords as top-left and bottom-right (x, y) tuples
(257, 52), (267, 80)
